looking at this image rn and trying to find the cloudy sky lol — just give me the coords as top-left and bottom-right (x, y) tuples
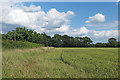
(0, 1), (119, 43)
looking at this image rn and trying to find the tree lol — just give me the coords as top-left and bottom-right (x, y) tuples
(41, 32), (51, 46)
(51, 34), (62, 47)
(3, 27), (119, 47)
(6, 31), (14, 40)
(118, 41), (120, 47)
(108, 38), (118, 47)
(61, 35), (71, 47)
(81, 37), (93, 47)
(94, 43), (109, 47)
(74, 37), (80, 47)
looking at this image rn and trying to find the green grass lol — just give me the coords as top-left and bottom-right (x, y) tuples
(2, 48), (118, 78)
(2, 40), (44, 49)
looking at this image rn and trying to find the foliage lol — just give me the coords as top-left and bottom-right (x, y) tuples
(2, 40), (44, 49)
(108, 38), (118, 47)
(94, 43), (109, 47)
(2, 27), (119, 47)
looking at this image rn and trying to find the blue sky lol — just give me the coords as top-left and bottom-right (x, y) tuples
(1, 2), (119, 43)
(5, 0), (119, 2)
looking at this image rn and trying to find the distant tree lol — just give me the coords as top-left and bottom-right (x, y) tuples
(2, 27), (119, 47)
(81, 37), (93, 47)
(69, 37), (75, 47)
(118, 41), (120, 47)
(51, 34), (62, 47)
(41, 32), (51, 46)
(108, 38), (118, 47)
(74, 37), (80, 47)
(61, 35), (71, 47)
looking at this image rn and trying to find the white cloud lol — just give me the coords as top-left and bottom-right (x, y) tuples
(0, 0), (33, 2)
(117, 0), (120, 2)
(91, 30), (118, 43)
(86, 21), (118, 30)
(85, 13), (105, 23)
(0, 31), (2, 34)
(68, 27), (118, 43)
(56, 25), (70, 32)
(79, 27), (88, 34)
(71, 27), (88, 36)
(21, 5), (41, 12)
(1, 3), (74, 34)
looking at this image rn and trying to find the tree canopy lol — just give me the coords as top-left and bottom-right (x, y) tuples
(2, 27), (119, 47)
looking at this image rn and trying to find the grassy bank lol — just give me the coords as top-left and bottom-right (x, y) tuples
(2, 40), (44, 49)
(2, 48), (118, 78)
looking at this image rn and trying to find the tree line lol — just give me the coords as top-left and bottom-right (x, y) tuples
(2, 27), (120, 47)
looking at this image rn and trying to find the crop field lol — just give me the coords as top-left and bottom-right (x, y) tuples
(2, 48), (118, 78)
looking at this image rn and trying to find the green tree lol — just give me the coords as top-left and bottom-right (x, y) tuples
(41, 32), (51, 46)
(61, 35), (71, 47)
(81, 37), (93, 47)
(51, 34), (62, 47)
(108, 38), (117, 47)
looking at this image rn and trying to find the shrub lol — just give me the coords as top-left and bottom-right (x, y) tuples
(2, 40), (44, 49)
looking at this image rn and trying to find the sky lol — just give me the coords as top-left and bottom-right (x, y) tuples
(1, 0), (119, 2)
(0, 1), (119, 43)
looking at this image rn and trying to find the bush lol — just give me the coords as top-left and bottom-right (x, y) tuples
(2, 40), (44, 49)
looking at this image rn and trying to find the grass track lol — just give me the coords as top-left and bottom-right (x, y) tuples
(2, 48), (118, 78)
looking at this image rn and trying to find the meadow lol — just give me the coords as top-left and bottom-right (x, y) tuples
(2, 47), (118, 78)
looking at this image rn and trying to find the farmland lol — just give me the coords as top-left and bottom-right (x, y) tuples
(2, 48), (118, 78)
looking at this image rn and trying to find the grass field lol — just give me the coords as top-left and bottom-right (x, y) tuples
(2, 47), (118, 78)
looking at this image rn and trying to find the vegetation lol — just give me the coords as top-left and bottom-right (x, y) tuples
(2, 40), (43, 49)
(2, 27), (119, 78)
(2, 27), (119, 47)
(2, 48), (118, 78)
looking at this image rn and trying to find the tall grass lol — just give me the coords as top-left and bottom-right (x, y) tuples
(2, 48), (118, 78)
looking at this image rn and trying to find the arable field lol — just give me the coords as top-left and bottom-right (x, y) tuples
(2, 48), (118, 78)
